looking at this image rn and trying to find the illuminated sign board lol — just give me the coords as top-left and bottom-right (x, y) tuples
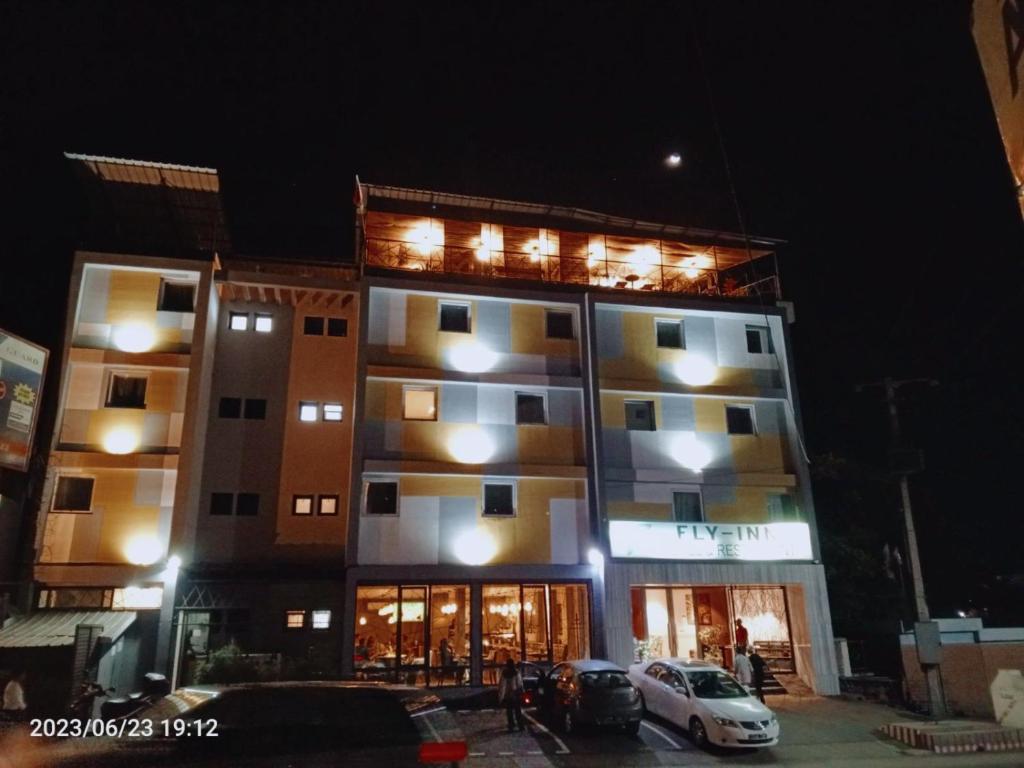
(0, 330), (48, 472)
(609, 520), (813, 561)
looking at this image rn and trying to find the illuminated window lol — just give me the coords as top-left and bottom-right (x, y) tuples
(366, 481), (398, 516)
(254, 314), (273, 333)
(286, 610), (306, 630)
(745, 325), (772, 354)
(244, 399), (267, 420)
(299, 401), (318, 422)
(439, 303), (470, 333)
(672, 491), (703, 522)
(327, 318), (348, 337)
(546, 310), (575, 339)
(235, 493), (260, 516)
(312, 610), (332, 630)
(293, 495), (314, 516)
(725, 405), (756, 435)
(656, 319), (685, 349)
(403, 387), (437, 421)
(219, 397), (242, 418)
(323, 403), (343, 422)
(106, 373), (148, 409)
(625, 400), (656, 431)
(515, 393), (546, 425)
(483, 482), (515, 517)
(229, 312), (249, 331)
(318, 495), (339, 516)
(53, 476), (94, 512)
(157, 280), (196, 313)
(210, 492), (233, 516)
(304, 316), (325, 335)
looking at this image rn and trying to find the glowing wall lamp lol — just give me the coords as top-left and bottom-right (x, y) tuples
(124, 534), (163, 566)
(453, 528), (497, 565)
(671, 432), (712, 472)
(449, 341), (499, 373)
(112, 323), (156, 353)
(102, 426), (139, 455)
(587, 547), (605, 569)
(448, 426), (495, 464)
(675, 355), (718, 386)
(407, 222), (444, 256)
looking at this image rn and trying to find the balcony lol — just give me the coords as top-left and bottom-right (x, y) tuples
(359, 192), (781, 301)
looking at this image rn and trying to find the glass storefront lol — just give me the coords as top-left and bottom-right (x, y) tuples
(631, 584), (793, 672)
(354, 581), (590, 686)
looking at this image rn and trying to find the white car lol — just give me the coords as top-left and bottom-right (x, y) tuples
(627, 658), (779, 749)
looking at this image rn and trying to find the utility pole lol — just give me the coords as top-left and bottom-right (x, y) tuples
(859, 376), (946, 718)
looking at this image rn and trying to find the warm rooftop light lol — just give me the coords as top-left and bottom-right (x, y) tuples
(407, 222), (444, 255)
(676, 355), (718, 386)
(112, 323), (156, 353)
(683, 254), (712, 279)
(671, 432), (712, 471)
(448, 426), (495, 464)
(453, 528), (497, 565)
(587, 240), (606, 268)
(102, 426), (139, 455)
(628, 245), (660, 276)
(124, 534), (162, 566)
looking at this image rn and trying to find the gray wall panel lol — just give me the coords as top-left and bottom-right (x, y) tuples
(602, 429), (632, 467)
(661, 396), (696, 431)
(476, 301), (512, 353)
(366, 290), (390, 345)
(441, 383), (478, 423)
(438, 497), (479, 564)
(595, 308), (623, 359)
(683, 316), (717, 360)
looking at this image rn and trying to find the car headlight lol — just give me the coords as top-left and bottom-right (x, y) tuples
(770, 715), (778, 725)
(711, 716), (740, 728)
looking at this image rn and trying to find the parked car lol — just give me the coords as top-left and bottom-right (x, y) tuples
(627, 658), (779, 749)
(534, 659), (643, 735)
(8, 681), (467, 768)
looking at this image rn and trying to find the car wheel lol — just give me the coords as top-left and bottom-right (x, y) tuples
(624, 720), (640, 736)
(690, 716), (708, 749)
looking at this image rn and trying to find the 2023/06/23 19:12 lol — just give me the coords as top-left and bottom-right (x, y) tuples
(29, 718), (219, 738)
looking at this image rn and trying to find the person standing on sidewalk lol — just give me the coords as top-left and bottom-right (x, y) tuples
(2, 671), (27, 721)
(497, 658), (525, 733)
(733, 647), (753, 689)
(748, 646), (768, 703)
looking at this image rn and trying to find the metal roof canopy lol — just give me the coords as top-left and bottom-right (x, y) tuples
(358, 182), (783, 251)
(0, 610), (137, 648)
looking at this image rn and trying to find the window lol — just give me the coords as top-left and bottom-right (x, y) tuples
(483, 482), (515, 516)
(725, 405), (756, 435)
(656, 319), (685, 349)
(286, 610), (306, 630)
(254, 314), (273, 333)
(235, 492), (260, 516)
(323, 403), (343, 422)
(293, 495), (314, 516)
(229, 312), (249, 331)
(403, 387), (437, 421)
(625, 400), (656, 431)
(745, 325), (772, 354)
(312, 610), (332, 630)
(365, 481), (398, 516)
(304, 316), (325, 335)
(299, 401), (318, 422)
(545, 310), (574, 339)
(243, 399), (267, 420)
(210, 492), (233, 516)
(515, 393), (547, 425)
(106, 373), (147, 409)
(218, 397), (242, 418)
(439, 302), (470, 333)
(318, 495), (339, 516)
(327, 318), (348, 337)
(672, 491), (703, 522)
(157, 280), (196, 313)
(53, 476), (94, 512)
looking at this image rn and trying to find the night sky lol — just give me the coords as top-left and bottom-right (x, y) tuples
(2, 2), (1022, 624)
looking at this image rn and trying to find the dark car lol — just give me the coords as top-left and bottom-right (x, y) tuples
(9, 681), (467, 767)
(534, 659), (643, 735)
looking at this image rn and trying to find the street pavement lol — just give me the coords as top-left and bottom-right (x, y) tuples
(456, 695), (1024, 767)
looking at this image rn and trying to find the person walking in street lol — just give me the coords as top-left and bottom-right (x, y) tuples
(2, 671), (27, 721)
(732, 646), (753, 689)
(748, 646), (768, 703)
(734, 618), (749, 651)
(497, 658), (525, 732)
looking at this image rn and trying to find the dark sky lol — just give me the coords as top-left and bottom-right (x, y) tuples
(2, 1), (1022, 617)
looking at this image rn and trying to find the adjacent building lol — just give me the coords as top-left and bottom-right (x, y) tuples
(0, 160), (838, 709)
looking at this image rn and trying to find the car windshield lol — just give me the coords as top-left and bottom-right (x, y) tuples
(686, 670), (749, 699)
(133, 688), (219, 723)
(579, 671), (632, 688)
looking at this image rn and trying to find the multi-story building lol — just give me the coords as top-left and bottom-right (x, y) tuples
(1, 160), (838, 708)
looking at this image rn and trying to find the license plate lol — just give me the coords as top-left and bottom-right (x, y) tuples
(749, 733), (768, 740)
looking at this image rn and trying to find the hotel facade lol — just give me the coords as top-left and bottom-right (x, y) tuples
(0, 157), (838, 707)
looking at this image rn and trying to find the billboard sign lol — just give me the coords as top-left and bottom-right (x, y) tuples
(609, 520), (813, 562)
(0, 330), (48, 472)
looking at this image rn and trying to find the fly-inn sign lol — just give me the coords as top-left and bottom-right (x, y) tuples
(608, 521), (813, 561)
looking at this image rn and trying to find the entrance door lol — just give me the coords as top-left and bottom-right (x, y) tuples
(730, 586), (794, 673)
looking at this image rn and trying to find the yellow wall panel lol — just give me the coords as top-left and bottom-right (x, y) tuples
(730, 434), (788, 474)
(106, 271), (162, 325)
(400, 475), (480, 497)
(704, 487), (780, 523)
(621, 312), (658, 379)
(403, 294), (445, 358)
(96, 506), (161, 562)
(695, 398), (728, 433)
(607, 501), (673, 521)
(516, 425), (583, 465)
